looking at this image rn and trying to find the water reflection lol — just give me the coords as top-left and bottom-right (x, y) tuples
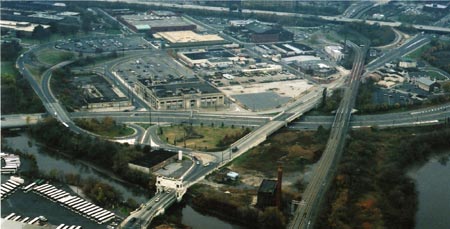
(411, 154), (450, 229)
(3, 132), (148, 203)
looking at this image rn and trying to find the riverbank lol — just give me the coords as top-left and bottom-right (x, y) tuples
(316, 125), (450, 228)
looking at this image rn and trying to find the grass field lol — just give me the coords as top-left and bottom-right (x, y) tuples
(405, 44), (431, 59)
(160, 125), (249, 151)
(1, 61), (18, 78)
(75, 118), (135, 138)
(93, 126), (135, 138)
(425, 70), (448, 80)
(36, 48), (74, 66)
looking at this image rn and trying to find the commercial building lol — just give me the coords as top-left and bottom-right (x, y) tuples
(135, 80), (225, 110)
(77, 74), (132, 110)
(372, 13), (385, 20)
(398, 58), (417, 69)
(0, 20), (49, 35)
(423, 3), (448, 12)
(324, 45), (344, 62)
(178, 48), (239, 67)
(154, 30), (225, 46)
(118, 13), (196, 33)
(415, 77), (440, 92)
(244, 21), (293, 43)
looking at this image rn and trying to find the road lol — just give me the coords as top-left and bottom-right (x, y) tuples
(342, 1), (375, 19)
(123, 0), (450, 33)
(366, 33), (431, 72)
(290, 42), (366, 229)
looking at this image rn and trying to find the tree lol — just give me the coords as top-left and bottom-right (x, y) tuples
(258, 207), (286, 229)
(1, 40), (22, 61)
(32, 25), (50, 40)
(443, 82), (450, 93)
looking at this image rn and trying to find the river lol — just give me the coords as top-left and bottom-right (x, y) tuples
(3, 131), (242, 228)
(409, 153), (450, 229)
(181, 205), (243, 229)
(2, 131), (148, 203)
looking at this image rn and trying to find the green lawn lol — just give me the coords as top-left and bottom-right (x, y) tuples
(425, 70), (448, 80)
(36, 48), (74, 66)
(405, 44), (431, 59)
(1, 61), (19, 78)
(75, 118), (136, 138)
(93, 126), (135, 138)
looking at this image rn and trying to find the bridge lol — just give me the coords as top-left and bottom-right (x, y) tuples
(289, 43), (366, 228)
(0, 113), (45, 128)
(120, 176), (186, 229)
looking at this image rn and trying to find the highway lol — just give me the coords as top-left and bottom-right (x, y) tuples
(125, 0), (450, 33)
(342, 1), (375, 19)
(366, 34), (431, 72)
(290, 42), (366, 229)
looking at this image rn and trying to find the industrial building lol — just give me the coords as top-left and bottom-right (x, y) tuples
(324, 45), (345, 62)
(118, 13), (196, 34)
(415, 77), (440, 92)
(135, 80), (225, 110)
(398, 58), (417, 69)
(75, 74), (132, 111)
(178, 48), (239, 67)
(244, 22), (293, 43)
(0, 20), (49, 35)
(257, 165), (282, 209)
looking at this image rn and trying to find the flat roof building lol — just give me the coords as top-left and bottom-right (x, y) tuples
(415, 77), (440, 92)
(244, 22), (293, 43)
(154, 30), (225, 46)
(118, 14), (196, 33)
(0, 20), (49, 34)
(135, 80), (225, 110)
(257, 179), (278, 209)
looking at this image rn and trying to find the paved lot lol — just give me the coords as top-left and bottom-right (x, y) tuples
(232, 92), (291, 111)
(113, 54), (196, 86)
(155, 160), (192, 178)
(56, 36), (151, 53)
(1, 178), (111, 229)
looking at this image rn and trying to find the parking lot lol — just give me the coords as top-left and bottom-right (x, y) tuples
(372, 86), (429, 105)
(55, 36), (151, 53)
(113, 53), (196, 86)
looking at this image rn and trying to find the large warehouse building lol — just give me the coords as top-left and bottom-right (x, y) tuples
(135, 80), (225, 110)
(118, 13), (196, 34)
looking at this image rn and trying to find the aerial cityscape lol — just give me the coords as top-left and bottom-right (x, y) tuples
(1, 1), (449, 229)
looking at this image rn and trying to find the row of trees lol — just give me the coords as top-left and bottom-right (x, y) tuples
(1, 73), (45, 114)
(1, 40), (22, 61)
